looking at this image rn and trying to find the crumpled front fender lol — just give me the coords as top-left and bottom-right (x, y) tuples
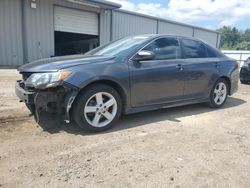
(33, 83), (79, 123)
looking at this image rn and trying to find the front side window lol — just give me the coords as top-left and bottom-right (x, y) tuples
(142, 37), (181, 60)
(182, 39), (207, 58)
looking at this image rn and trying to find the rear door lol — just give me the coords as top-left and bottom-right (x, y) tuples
(129, 37), (186, 107)
(181, 38), (220, 99)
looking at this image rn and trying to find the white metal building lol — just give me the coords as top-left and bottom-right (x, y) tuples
(0, 0), (221, 66)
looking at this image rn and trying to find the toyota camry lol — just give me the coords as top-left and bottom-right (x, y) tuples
(15, 35), (239, 132)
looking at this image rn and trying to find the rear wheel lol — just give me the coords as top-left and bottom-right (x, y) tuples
(207, 79), (229, 108)
(72, 84), (122, 132)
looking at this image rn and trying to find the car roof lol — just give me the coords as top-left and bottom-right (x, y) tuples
(132, 34), (221, 53)
(134, 34), (204, 42)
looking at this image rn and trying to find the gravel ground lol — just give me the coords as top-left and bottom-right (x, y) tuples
(0, 69), (250, 188)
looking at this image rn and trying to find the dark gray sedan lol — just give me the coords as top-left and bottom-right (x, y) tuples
(16, 34), (239, 132)
(240, 57), (250, 84)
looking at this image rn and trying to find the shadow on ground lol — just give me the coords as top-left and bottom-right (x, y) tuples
(37, 97), (246, 135)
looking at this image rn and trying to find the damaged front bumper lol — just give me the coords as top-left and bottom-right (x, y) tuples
(15, 80), (78, 123)
(15, 80), (35, 104)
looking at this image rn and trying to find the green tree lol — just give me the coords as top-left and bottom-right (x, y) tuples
(236, 42), (250, 50)
(218, 26), (241, 49)
(242, 29), (250, 42)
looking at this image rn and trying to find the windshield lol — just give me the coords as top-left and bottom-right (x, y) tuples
(85, 36), (150, 58)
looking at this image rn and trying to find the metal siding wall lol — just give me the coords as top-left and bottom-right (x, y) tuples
(24, 0), (100, 62)
(24, 0), (54, 62)
(10, 0), (219, 65)
(194, 29), (218, 47)
(158, 21), (193, 37)
(100, 10), (111, 45)
(217, 34), (221, 48)
(0, 0), (23, 66)
(112, 11), (157, 40)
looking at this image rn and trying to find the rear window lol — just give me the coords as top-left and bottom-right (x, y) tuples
(182, 39), (207, 58)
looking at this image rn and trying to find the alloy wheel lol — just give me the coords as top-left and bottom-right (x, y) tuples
(84, 92), (118, 127)
(213, 82), (227, 105)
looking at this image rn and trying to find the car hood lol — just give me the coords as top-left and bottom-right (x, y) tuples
(18, 54), (115, 73)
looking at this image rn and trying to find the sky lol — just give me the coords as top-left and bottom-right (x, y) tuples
(109, 0), (250, 30)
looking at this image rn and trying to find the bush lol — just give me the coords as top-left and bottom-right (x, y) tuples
(235, 42), (250, 50)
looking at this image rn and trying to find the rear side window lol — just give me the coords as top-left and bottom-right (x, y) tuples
(182, 39), (207, 58)
(206, 46), (218, 57)
(206, 45), (224, 58)
(142, 37), (181, 60)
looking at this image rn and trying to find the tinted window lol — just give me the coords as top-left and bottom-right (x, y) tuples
(206, 45), (226, 58)
(206, 46), (218, 57)
(207, 45), (226, 58)
(142, 37), (181, 60)
(182, 39), (207, 58)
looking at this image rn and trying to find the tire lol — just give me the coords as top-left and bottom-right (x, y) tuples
(240, 80), (248, 84)
(72, 84), (122, 132)
(207, 78), (229, 108)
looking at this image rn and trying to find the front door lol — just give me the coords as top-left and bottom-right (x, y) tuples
(129, 37), (185, 107)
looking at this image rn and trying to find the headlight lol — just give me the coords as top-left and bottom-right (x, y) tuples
(25, 71), (71, 89)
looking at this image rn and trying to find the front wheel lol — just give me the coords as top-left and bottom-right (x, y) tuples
(72, 84), (122, 132)
(207, 79), (229, 108)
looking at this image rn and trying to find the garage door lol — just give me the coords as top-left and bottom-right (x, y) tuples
(54, 6), (99, 35)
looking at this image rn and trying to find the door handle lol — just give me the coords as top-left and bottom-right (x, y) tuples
(176, 64), (183, 71)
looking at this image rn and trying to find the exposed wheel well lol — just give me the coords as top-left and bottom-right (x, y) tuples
(77, 80), (127, 113)
(220, 76), (231, 95)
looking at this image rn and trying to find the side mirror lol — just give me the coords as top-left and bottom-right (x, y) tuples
(133, 50), (155, 61)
